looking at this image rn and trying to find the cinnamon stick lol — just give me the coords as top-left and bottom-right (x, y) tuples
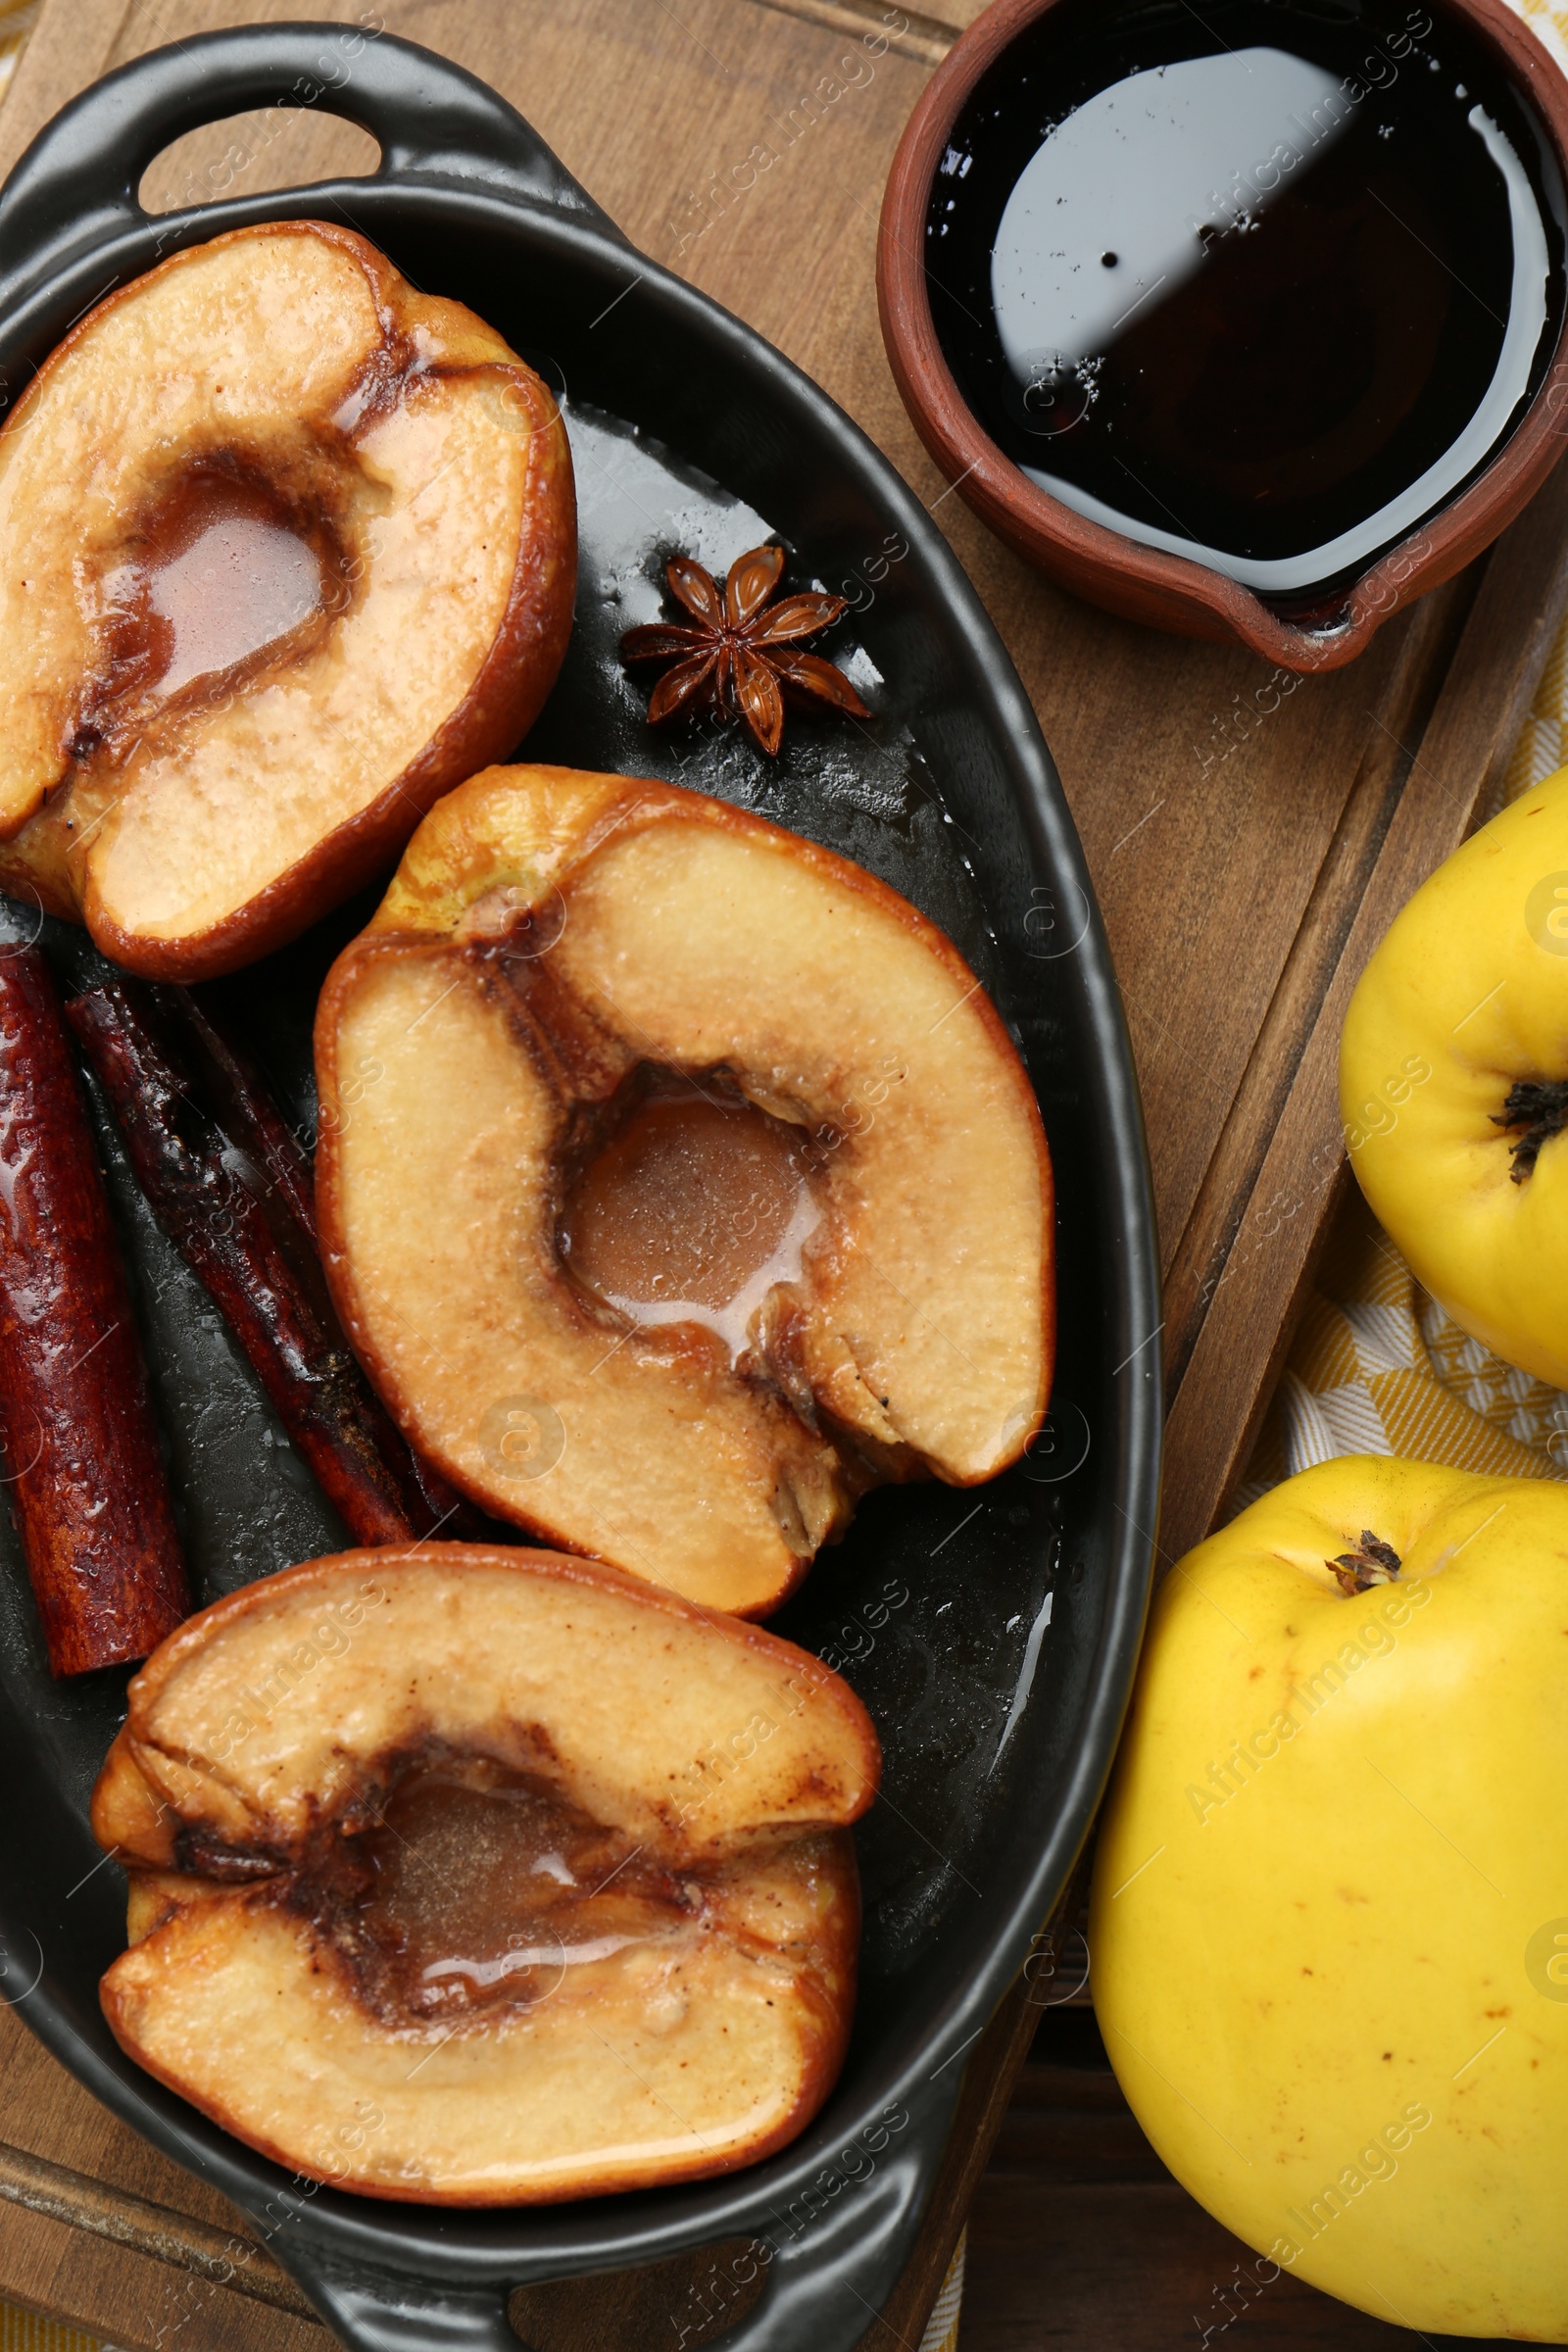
(0, 949), (188, 1675)
(67, 980), (480, 1547)
(168, 988), (318, 1245)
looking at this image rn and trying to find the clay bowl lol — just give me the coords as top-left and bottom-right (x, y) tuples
(878, 0), (1568, 671)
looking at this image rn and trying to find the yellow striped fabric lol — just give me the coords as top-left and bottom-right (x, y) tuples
(1514, 0), (1568, 74)
(918, 2233), (966, 2352)
(1238, 1186), (1568, 1505)
(0, 2), (36, 107)
(0, 2309), (103, 2352)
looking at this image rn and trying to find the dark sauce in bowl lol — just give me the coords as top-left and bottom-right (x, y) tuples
(926, 0), (1568, 617)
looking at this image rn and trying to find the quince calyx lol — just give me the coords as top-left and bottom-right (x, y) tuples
(1492, 1077), (1568, 1184)
(1326, 1529), (1402, 1596)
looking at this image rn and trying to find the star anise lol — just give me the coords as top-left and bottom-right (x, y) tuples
(619, 544), (871, 758)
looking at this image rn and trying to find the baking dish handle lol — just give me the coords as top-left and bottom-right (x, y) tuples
(701, 2129), (945, 2352)
(0, 22), (623, 310)
(265, 2093), (947, 2352)
(261, 2250), (525, 2352)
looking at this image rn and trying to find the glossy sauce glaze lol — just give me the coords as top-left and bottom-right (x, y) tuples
(101, 476), (325, 705)
(928, 0), (1566, 617)
(561, 1077), (820, 1359)
(332, 1760), (692, 2023)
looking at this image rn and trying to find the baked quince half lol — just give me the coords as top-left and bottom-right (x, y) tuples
(314, 763), (1054, 1615)
(0, 221), (574, 979)
(91, 1544), (877, 2204)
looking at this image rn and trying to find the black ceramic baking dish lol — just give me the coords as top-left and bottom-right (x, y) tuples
(0, 25), (1160, 2352)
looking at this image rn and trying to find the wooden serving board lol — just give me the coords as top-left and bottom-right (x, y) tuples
(0, 2), (1564, 2347)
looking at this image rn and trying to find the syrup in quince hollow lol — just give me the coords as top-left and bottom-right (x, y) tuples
(330, 1759), (690, 2024)
(130, 477), (328, 700)
(561, 1075), (821, 1357)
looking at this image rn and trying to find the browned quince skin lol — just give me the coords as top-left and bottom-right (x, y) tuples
(0, 222), (575, 978)
(313, 762), (1055, 1616)
(92, 1544), (878, 2204)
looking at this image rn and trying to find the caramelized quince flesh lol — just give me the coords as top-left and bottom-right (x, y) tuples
(315, 763), (1055, 1615)
(0, 221), (575, 978)
(93, 1545), (878, 2203)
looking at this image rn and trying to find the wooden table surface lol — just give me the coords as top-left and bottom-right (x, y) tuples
(0, 2), (1564, 2347)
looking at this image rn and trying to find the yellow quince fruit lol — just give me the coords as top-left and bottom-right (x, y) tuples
(1091, 1454), (1568, 2339)
(1340, 761), (1568, 1388)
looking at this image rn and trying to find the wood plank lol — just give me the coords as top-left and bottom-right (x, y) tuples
(751, 0), (959, 69)
(0, 2135), (309, 2317)
(0, 0), (123, 177)
(1159, 578), (1480, 1408)
(0, 2003), (324, 2351)
(0, 2198), (325, 2352)
(1158, 452), (1568, 1560)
